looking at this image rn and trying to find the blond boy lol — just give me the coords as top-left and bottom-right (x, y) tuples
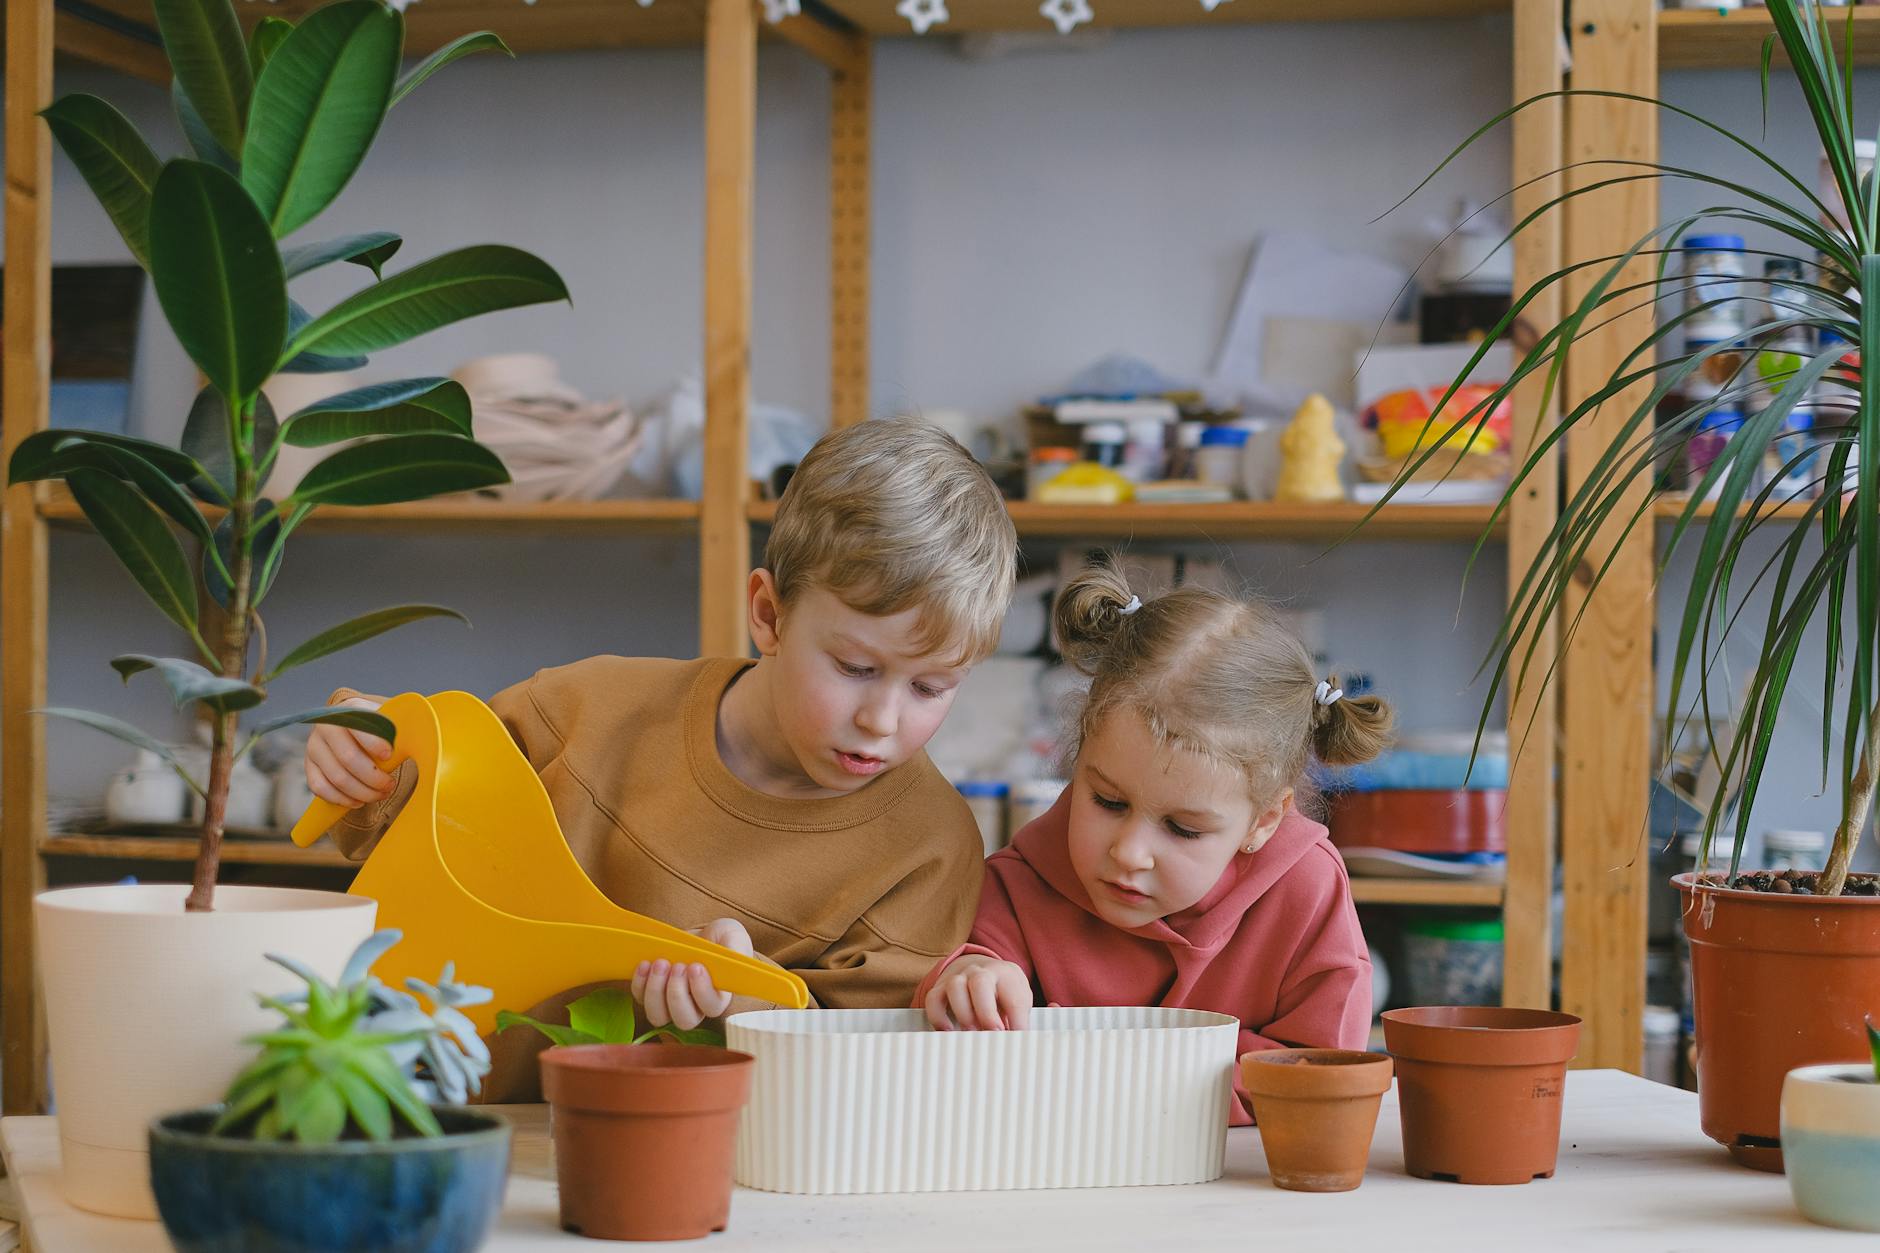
(306, 420), (1017, 1098)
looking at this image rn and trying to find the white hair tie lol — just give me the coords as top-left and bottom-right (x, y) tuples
(1315, 680), (1344, 707)
(1119, 595), (1142, 616)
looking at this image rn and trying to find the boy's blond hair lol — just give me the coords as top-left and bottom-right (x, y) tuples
(766, 419), (1017, 666)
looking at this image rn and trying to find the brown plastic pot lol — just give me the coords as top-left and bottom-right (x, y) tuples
(1240, 1049), (1394, 1192)
(539, 1043), (754, 1241)
(1676, 871), (1880, 1173)
(1327, 789), (1506, 854)
(1381, 1006), (1581, 1185)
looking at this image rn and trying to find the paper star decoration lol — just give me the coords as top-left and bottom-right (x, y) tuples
(761, 0), (802, 21)
(1040, 0), (1092, 35)
(897, 0), (949, 35)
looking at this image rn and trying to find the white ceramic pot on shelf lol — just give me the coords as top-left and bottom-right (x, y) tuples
(1782, 1062), (1880, 1232)
(35, 884), (376, 1219)
(103, 750), (188, 828)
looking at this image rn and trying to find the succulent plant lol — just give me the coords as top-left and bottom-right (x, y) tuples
(212, 929), (490, 1143)
(496, 987), (722, 1049)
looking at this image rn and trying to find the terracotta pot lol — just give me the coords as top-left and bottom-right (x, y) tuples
(539, 1043), (754, 1241)
(1381, 1006), (1581, 1185)
(1327, 789), (1506, 854)
(1239, 1049), (1393, 1192)
(1676, 871), (1880, 1172)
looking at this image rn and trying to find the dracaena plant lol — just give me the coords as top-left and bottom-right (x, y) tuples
(1379, 0), (1880, 896)
(6, 0), (567, 910)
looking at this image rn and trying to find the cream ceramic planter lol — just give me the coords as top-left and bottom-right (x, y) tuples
(35, 884), (376, 1219)
(1781, 1062), (1880, 1232)
(726, 1006), (1238, 1194)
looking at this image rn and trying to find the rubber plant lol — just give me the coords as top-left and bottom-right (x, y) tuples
(1381, 0), (1877, 894)
(7, 0), (566, 910)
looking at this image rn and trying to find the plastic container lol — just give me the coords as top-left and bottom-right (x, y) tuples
(1686, 407), (1742, 496)
(1763, 828), (1829, 871)
(1642, 1004), (1681, 1087)
(1121, 419), (1167, 483)
(1403, 916), (1503, 1006)
(1194, 426), (1249, 496)
(956, 780), (1009, 855)
(1769, 405), (1822, 500)
(1027, 446), (1077, 499)
(1080, 421), (1127, 470)
(1682, 233), (1747, 315)
(1008, 778), (1066, 835)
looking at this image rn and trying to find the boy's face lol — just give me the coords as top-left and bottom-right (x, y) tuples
(755, 579), (971, 795)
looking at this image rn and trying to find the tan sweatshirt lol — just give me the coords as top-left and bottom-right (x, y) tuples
(327, 655), (984, 1100)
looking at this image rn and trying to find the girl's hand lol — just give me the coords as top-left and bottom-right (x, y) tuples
(305, 695), (397, 806)
(633, 918), (754, 1031)
(924, 955), (1033, 1031)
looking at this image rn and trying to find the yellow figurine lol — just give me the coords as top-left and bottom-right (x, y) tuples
(1275, 393), (1347, 504)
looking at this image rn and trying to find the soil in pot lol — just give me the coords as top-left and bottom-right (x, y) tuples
(1380, 1006), (1581, 1185)
(1678, 871), (1880, 1172)
(540, 1042), (754, 1241)
(1240, 1049), (1393, 1192)
(148, 1105), (510, 1253)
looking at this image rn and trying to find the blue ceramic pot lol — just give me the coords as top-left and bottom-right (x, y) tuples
(1782, 1064), (1880, 1233)
(148, 1105), (510, 1253)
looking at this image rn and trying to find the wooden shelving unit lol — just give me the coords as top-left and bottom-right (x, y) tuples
(37, 833), (354, 870)
(1349, 878), (1504, 907)
(1659, 5), (1880, 70)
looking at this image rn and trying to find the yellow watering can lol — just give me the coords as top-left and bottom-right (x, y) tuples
(291, 691), (810, 1035)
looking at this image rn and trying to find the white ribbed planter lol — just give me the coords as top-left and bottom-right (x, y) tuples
(35, 884), (376, 1219)
(726, 1007), (1238, 1194)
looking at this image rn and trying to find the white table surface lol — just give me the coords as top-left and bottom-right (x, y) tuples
(1, 1070), (1867, 1252)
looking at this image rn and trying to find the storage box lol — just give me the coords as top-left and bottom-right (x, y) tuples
(726, 1007), (1238, 1194)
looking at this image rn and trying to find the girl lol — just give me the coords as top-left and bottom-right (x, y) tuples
(915, 560), (1391, 1124)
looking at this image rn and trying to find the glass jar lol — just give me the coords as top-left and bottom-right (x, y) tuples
(1080, 422), (1127, 470)
(1164, 420), (1206, 480)
(1682, 233), (1747, 321)
(956, 780), (1010, 855)
(1686, 408), (1742, 497)
(1194, 426), (1249, 495)
(1763, 828), (1829, 872)
(1121, 419), (1168, 483)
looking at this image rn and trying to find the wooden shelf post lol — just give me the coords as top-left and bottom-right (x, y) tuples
(830, 33), (871, 430)
(1559, 0), (1657, 1073)
(3, 0), (55, 1115)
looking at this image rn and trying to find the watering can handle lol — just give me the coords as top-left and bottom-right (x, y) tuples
(290, 742), (414, 848)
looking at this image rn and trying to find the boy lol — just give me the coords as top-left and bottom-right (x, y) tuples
(307, 419), (1017, 1099)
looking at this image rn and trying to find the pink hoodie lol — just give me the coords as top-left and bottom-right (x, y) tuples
(914, 791), (1373, 1125)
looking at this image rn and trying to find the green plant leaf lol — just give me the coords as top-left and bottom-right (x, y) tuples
(35, 708), (198, 790)
(281, 378), (472, 447)
(567, 988), (637, 1044)
(281, 231), (401, 280)
(267, 605), (467, 681)
(149, 161), (287, 400)
(391, 30), (511, 107)
(289, 433), (507, 507)
(242, 0), (401, 237)
(40, 95), (161, 269)
(289, 1081), (348, 1144)
(182, 388), (278, 500)
(111, 654), (265, 714)
(640, 1023), (726, 1048)
(203, 499), (284, 610)
(7, 429), (205, 488)
(249, 16), (294, 78)
(172, 77), (240, 175)
(493, 1010), (600, 1049)
(283, 245), (568, 361)
(153, 0), (253, 156)
(279, 298), (368, 374)
(328, 1065), (391, 1142)
(1868, 1016), (1879, 1082)
(66, 467), (200, 637)
(245, 704), (396, 742)
(37, 441), (216, 554)
(353, 1047), (441, 1137)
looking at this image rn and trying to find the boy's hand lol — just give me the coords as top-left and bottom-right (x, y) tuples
(634, 918), (754, 1031)
(924, 955), (1033, 1031)
(305, 695), (397, 807)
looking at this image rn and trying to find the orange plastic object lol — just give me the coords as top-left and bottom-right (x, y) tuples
(290, 691), (809, 1034)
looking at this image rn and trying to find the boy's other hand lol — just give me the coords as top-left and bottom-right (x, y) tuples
(634, 918), (754, 1031)
(305, 695), (397, 807)
(924, 954), (1033, 1031)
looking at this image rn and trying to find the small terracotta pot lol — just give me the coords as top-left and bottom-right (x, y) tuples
(1381, 1006), (1581, 1185)
(1240, 1049), (1394, 1192)
(540, 1043), (755, 1241)
(1677, 871), (1880, 1172)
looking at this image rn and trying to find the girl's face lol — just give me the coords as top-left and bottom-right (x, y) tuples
(1067, 709), (1289, 929)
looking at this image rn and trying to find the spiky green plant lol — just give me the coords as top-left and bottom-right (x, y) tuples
(214, 929), (489, 1143)
(6, 0), (567, 911)
(1381, 0), (1880, 895)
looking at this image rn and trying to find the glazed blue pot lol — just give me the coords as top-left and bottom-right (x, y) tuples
(148, 1105), (510, 1253)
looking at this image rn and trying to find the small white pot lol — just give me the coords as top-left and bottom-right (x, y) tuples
(104, 751), (188, 827)
(1781, 1062), (1880, 1232)
(35, 884), (376, 1219)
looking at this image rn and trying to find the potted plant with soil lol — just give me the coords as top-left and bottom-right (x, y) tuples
(11, 0), (566, 1216)
(1240, 1048), (1393, 1193)
(150, 929), (509, 1251)
(1780, 1017), (1880, 1231)
(1379, 0), (1880, 1172)
(501, 990), (754, 1241)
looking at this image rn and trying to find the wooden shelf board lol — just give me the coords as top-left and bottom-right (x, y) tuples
(822, 0), (1507, 37)
(751, 499), (1503, 541)
(1349, 877), (1504, 907)
(1659, 7), (1880, 71)
(38, 833), (355, 869)
(39, 487), (700, 534)
(1653, 494), (1820, 522)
